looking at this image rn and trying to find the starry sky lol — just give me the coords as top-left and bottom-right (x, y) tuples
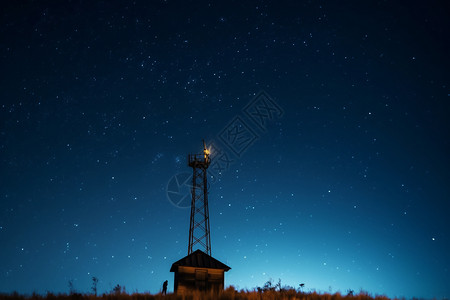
(1, 1), (449, 299)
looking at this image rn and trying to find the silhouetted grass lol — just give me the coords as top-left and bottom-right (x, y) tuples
(0, 288), (397, 300)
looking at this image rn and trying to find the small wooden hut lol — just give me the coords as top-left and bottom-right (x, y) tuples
(170, 250), (231, 293)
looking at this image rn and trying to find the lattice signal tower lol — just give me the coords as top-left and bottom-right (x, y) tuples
(187, 140), (212, 255)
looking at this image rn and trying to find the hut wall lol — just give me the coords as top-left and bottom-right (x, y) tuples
(174, 266), (225, 293)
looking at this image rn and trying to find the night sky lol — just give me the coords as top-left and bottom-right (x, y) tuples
(1, 1), (449, 299)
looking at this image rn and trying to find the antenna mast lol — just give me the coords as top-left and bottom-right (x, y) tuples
(187, 140), (211, 255)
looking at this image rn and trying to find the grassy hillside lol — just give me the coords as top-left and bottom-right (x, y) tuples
(0, 288), (394, 300)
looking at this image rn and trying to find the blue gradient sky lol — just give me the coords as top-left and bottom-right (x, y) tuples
(1, 1), (449, 299)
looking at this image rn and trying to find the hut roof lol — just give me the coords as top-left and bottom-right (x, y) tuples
(170, 250), (231, 272)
